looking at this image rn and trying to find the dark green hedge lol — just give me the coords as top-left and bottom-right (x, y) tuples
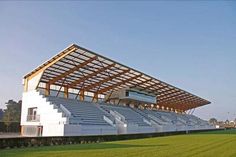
(0, 129), (223, 149)
(0, 122), (20, 133)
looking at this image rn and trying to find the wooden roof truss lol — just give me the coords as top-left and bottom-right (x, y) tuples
(24, 44), (210, 111)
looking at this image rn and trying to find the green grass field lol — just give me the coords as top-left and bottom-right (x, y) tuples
(1, 129), (236, 157)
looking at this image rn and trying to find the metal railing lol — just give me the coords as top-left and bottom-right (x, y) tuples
(27, 115), (40, 122)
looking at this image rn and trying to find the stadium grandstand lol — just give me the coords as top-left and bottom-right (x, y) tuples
(20, 44), (214, 136)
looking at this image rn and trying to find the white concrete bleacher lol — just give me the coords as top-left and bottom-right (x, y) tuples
(46, 96), (214, 135)
(100, 104), (155, 134)
(47, 96), (117, 135)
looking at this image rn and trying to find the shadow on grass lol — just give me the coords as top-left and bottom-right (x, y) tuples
(14, 143), (168, 152)
(74, 143), (168, 150)
(194, 129), (236, 135)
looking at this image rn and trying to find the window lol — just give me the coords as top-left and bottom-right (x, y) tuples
(27, 107), (40, 122)
(125, 91), (129, 96)
(126, 90), (156, 104)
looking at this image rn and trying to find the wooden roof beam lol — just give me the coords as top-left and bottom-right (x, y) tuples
(68, 63), (115, 88)
(157, 101), (196, 110)
(131, 78), (152, 86)
(159, 94), (193, 103)
(158, 99), (196, 107)
(158, 92), (186, 101)
(49, 56), (98, 85)
(140, 82), (169, 95)
(130, 78), (154, 92)
(83, 69), (130, 92)
(97, 74), (142, 94)
(158, 88), (181, 96)
(159, 95), (198, 104)
(25, 46), (77, 80)
(141, 82), (161, 91)
(169, 101), (200, 111)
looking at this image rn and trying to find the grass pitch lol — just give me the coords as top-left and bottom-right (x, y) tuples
(1, 129), (236, 157)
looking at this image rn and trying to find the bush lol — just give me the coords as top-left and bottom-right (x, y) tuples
(0, 128), (223, 149)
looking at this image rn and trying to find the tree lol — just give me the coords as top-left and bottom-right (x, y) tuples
(0, 109), (3, 120)
(209, 118), (217, 124)
(2, 100), (21, 131)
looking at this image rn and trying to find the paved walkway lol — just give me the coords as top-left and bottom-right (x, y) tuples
(0, 132), (22, 138)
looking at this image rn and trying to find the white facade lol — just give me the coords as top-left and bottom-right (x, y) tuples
(21, 90), (117, 136)
(21, 90), (66, 136)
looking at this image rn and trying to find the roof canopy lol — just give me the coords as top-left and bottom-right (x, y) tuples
(24, 44), (210, 111)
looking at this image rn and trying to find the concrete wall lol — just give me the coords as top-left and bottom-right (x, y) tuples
(126, 125), (156, 134)
(21, 90), (67, 136)
(64, 124), (117, 136)
(26, 72), (43, 91)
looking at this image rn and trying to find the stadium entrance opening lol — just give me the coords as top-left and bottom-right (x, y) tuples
(37, 126), (43, 136)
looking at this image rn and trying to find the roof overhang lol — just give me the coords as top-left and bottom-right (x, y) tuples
(23, 44), (211, 111)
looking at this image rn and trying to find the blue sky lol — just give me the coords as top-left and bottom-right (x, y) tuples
(0, 1), (235, 121)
